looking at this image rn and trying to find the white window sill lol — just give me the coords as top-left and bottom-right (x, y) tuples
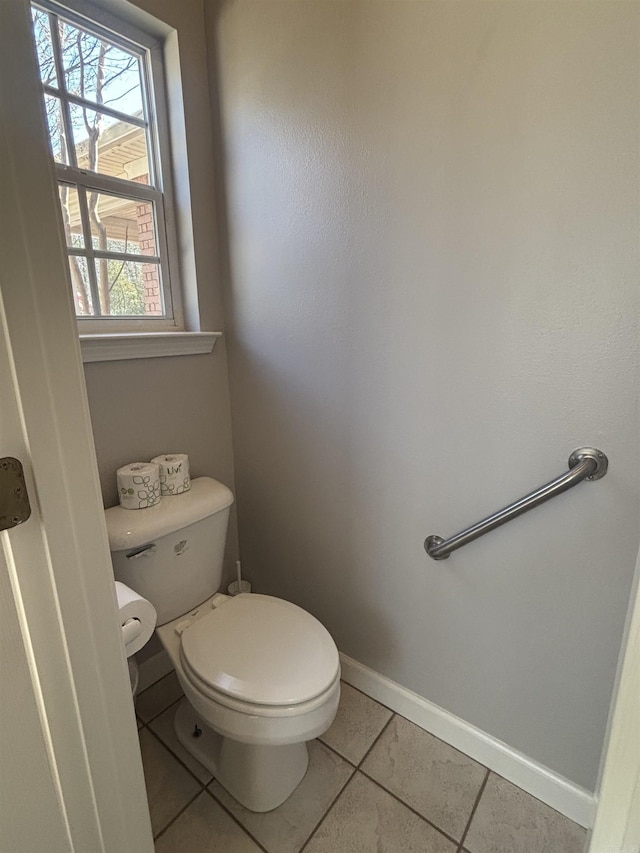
(80, 332), (221, 363)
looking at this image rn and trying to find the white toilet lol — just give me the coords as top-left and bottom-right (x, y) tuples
(105, 477), (340, 812)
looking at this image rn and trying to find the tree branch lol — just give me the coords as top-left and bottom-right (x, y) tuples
(109, 227), (130, 293)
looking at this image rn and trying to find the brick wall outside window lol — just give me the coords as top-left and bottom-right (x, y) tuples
(134, 174), (162, 316)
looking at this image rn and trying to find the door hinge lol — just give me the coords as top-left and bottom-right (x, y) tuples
(0, 457), (31, 531)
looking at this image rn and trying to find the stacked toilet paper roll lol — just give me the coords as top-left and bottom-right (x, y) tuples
(115, 581), (157, 658)
(151, 453), (191, 496)
(117, 462), (161, 510)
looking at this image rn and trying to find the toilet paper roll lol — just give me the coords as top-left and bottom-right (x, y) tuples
(117, 462), (161, 510)
(115, 581), (157, 658)
(151, 454), (191, 496)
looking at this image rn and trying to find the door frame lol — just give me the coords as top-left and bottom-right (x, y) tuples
(0, 2), (153, 849)
(588, 549), (640, 851)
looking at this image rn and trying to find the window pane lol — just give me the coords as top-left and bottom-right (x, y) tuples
(94, 258), (164, 317)
(59, 20), (144, 117)
(31, 8), (58, 87)
(44, 94), (69, 164)
(69, 103), (150, 182)
(68, 255), (94, 316)
(31, 1), (176, 326)
(58, 184), (84, 248)
(85, 190), (158, 256)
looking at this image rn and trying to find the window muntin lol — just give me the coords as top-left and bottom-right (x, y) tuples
(31, 2), (178, 324)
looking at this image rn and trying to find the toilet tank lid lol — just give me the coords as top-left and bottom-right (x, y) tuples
(105, 477), (234, 551)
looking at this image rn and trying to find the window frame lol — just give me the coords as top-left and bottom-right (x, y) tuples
(32, 0), (184, 332)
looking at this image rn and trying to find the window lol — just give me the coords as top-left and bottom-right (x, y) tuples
(31, 0), (182, 330)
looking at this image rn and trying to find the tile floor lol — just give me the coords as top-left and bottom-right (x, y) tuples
(137, 673), (587, 853)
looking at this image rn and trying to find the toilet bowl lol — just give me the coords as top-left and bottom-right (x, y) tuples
(106, 477), (340, 812)
(157, 591), (340, 811)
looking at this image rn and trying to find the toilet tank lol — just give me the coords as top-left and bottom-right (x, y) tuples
(105, 477), (234, 626)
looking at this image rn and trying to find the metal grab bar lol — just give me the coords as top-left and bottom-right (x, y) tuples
(424, 447), (608, 561)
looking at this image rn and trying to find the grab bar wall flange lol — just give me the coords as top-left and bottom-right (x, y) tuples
(424, 447), (608, 561)
(568, 446), (608, 480)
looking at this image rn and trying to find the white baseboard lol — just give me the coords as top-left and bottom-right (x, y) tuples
(339, 653), (596, 829)
(136, 649), (173, 694)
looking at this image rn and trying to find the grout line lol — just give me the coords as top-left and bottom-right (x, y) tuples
(484, 767), (585, 822)
(141, 704), (177, 725)
(136, 674), (184, 725)
(137, 670), (174, 697)
(356, 713), (396, 768)
(153, 695), (183, 716)
(144, 721), (212, 790)
(152, 789), (203, 842)
(340, 678), (398, 716)
(299, 711), (397, 852)
(317, 689), (394, 767)
(340, 678), (496, 776)
(358, 768), (460, 848)
(203, 787), (271, 853)
(298, 766), (357, 853)
(144, 695), (183, 728)
(316, 737), (357, 768)
(457, 768), (490, 852)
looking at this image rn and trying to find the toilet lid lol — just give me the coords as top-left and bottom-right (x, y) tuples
(180, 594), (340, 706)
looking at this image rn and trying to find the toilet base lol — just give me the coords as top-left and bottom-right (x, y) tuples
(174, 698), (310, 812)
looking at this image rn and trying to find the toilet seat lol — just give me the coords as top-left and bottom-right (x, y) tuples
(180, 593), (340, 709)
(180, 652), (341, 718)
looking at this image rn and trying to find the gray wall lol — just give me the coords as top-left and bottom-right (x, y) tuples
(83, 0), (240, 584)
(208, 0), (640, 791)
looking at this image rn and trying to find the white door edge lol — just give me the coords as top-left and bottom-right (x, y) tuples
(588, 545), (640, 852)
(0, 2), (153, 850)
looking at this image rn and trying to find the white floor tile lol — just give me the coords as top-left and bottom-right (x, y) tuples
(155, 791), (262, 853)
(139, 729), (201, 837)
(362, 714), (486, 841)
(464, 773), (586, 853)
(305, 772), (456, 853)
(149, 700), (213, 785)
(319, 682), (393, 764)
(136, 671), (183, 724)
